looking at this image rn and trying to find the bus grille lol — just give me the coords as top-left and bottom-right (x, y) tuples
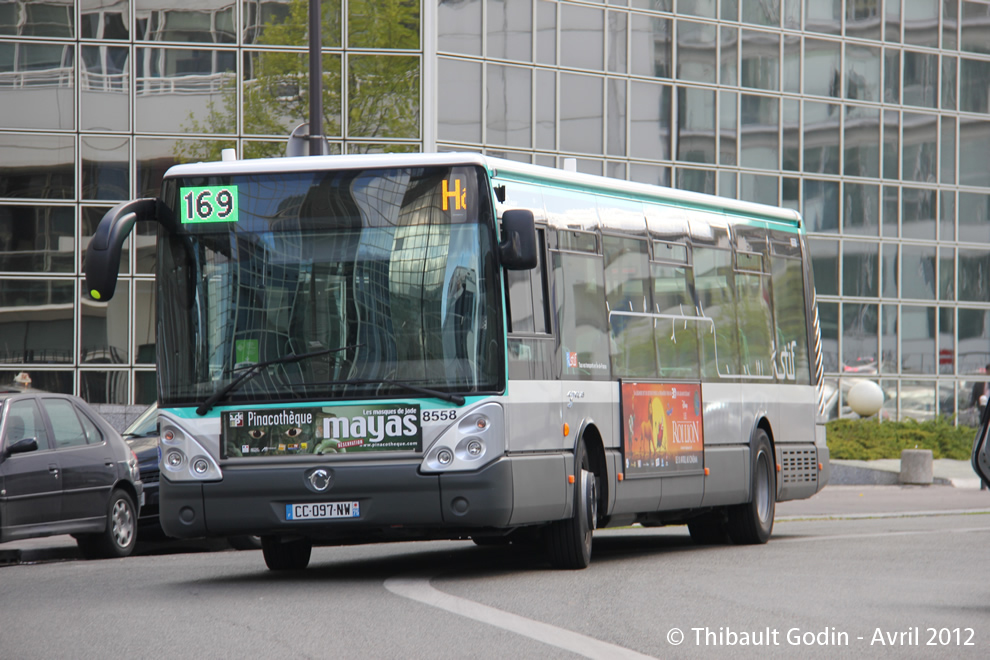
(780, 448), (818, 484)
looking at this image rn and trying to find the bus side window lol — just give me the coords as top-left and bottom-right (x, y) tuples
(693, 246), (740, 378)
(771, 255), (812, 384)
(603, 235), (657, 378)
(652, 257), (700, 379)
(735, 252), (774, 378)
(507, 229), (553, 380)
(554, 251), (611, 381)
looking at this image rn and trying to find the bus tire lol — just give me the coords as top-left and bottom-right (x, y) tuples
(726, 429), (775, 545)
(261, 536), (312, 570)
(545, 441), (596, 569)
(77, 489), (138, 559)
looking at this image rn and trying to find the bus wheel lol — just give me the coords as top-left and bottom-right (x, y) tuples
(545, 441), (596, 569)
(726, 429), (775, 545)
(261, 536), (312, 570)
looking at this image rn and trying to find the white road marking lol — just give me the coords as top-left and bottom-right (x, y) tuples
(384, 572), (656, 660)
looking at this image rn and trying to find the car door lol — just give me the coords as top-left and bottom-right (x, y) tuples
(0, 398), (60, 537)
(40, 397), (115, 524)
(973, 404), (990, 486)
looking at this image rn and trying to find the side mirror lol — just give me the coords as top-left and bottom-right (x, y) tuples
(498, 209), (538, 270)
(85, 198), (161, 301)
(2, 437), (39, 461)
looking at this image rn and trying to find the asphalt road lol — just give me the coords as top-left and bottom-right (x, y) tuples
(2, 485), (988, 659)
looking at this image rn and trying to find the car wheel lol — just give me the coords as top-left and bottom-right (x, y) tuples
(77, 489), (138, 559)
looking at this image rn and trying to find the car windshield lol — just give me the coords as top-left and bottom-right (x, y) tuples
(123, 404), (158, 437)
(156, 165), (503, 407)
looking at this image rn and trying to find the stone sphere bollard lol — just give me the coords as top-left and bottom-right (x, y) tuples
(899, 449), (933, 485)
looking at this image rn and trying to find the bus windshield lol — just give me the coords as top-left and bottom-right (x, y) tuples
(156, 165), (503, 407)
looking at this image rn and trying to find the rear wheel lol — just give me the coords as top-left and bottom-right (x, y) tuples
(77, 489), (138, 559)
(261, 536), (312, 571)
(726, 430), (775, 545)
(545, 441), (597, 569)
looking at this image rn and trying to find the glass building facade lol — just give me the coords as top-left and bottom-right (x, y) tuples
(1, 0), (989, 423)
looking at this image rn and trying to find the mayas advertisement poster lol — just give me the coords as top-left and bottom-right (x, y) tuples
(620, 382), (704, 477)
(222, 404), (422, 458)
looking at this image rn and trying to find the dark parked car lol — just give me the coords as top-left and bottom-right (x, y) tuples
(0, 392), (143, 558)
(122, 404), (259, 550)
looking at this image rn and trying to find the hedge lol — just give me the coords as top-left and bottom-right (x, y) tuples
(825, 417), (977, 461)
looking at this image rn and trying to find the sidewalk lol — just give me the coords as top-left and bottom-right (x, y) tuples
(3, 460), (988, 567)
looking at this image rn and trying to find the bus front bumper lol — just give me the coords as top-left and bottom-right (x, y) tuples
(159, 457), (514, 541)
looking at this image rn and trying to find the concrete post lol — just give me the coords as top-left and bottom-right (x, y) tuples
(899, 449), (934, 485)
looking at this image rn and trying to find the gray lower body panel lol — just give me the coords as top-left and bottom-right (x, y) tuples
(159, 458), (514, 541)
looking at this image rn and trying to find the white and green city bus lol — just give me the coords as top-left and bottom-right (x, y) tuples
(84, 152), (828, 570)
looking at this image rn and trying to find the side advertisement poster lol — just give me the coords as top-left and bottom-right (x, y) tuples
(222, 403), (422, 457)
(620, 381), (704, 478)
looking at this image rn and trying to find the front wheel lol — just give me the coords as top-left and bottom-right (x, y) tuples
(261, 536), (312, 571)
(77, 489), (138, 559)
(545, 441), (597, 569)
(726, 429), (776, 545)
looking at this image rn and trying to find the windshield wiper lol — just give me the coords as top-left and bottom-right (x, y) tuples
(313, 378), (466, 406)
(195, 345), (359, 416)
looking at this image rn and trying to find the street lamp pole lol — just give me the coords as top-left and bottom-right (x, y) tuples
(308, 0), (323, 155)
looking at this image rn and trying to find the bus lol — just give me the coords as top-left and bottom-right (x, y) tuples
(84, 152), (829, 570)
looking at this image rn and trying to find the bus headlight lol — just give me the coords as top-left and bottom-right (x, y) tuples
(421, 402), (504, 473)
(158, 419), (222, 482)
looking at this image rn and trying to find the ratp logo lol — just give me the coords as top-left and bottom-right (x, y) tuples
(229, 412), (244, 427)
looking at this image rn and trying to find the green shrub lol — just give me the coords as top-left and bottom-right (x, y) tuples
(826, 417), (976, 461)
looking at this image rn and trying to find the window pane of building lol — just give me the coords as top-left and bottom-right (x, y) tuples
(438, 0), (480, 54)
(0, 47), (74, 129)
(560, 73), (603, 153)
(134, 47), (237, 134)
(438, 58), (482, 144)
(740, 29), (779, 91)
(487, 63), (532, 148)
(80, 370), (129, 404)
(901, 186), (937, 240)
(242, 0), (341, 48)
(902, 306), (936, 375)
(842, 302), (878, 372)
(560, 3), (603, 71)
(630, 14), (672, 79)
(901, 244), (937, 300)
(677, 87), (715, 164)
(349, 0), (419, 49)
(903, 50), (938, 108)
(803, 37), (841, 97)
(803, 100), (839, 174)
(0, 278), (75, 364)
(0, 205), (74, 274)
(842, 240), (878, 297)
(80, 45), (130, 132)
(629, 80), (671, 160)
(0, 133), (74, 199)
(348, 55), (420, 139)
(81, 280), (129, 364)
(842, 183), (879, 236)
(676, 19), (716, 84)
(81, 136), (129, 202)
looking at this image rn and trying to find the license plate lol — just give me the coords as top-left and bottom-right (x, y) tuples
(285, 501), (360, 521)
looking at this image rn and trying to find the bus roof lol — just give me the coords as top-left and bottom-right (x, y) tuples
(164, 152), (802, 227)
